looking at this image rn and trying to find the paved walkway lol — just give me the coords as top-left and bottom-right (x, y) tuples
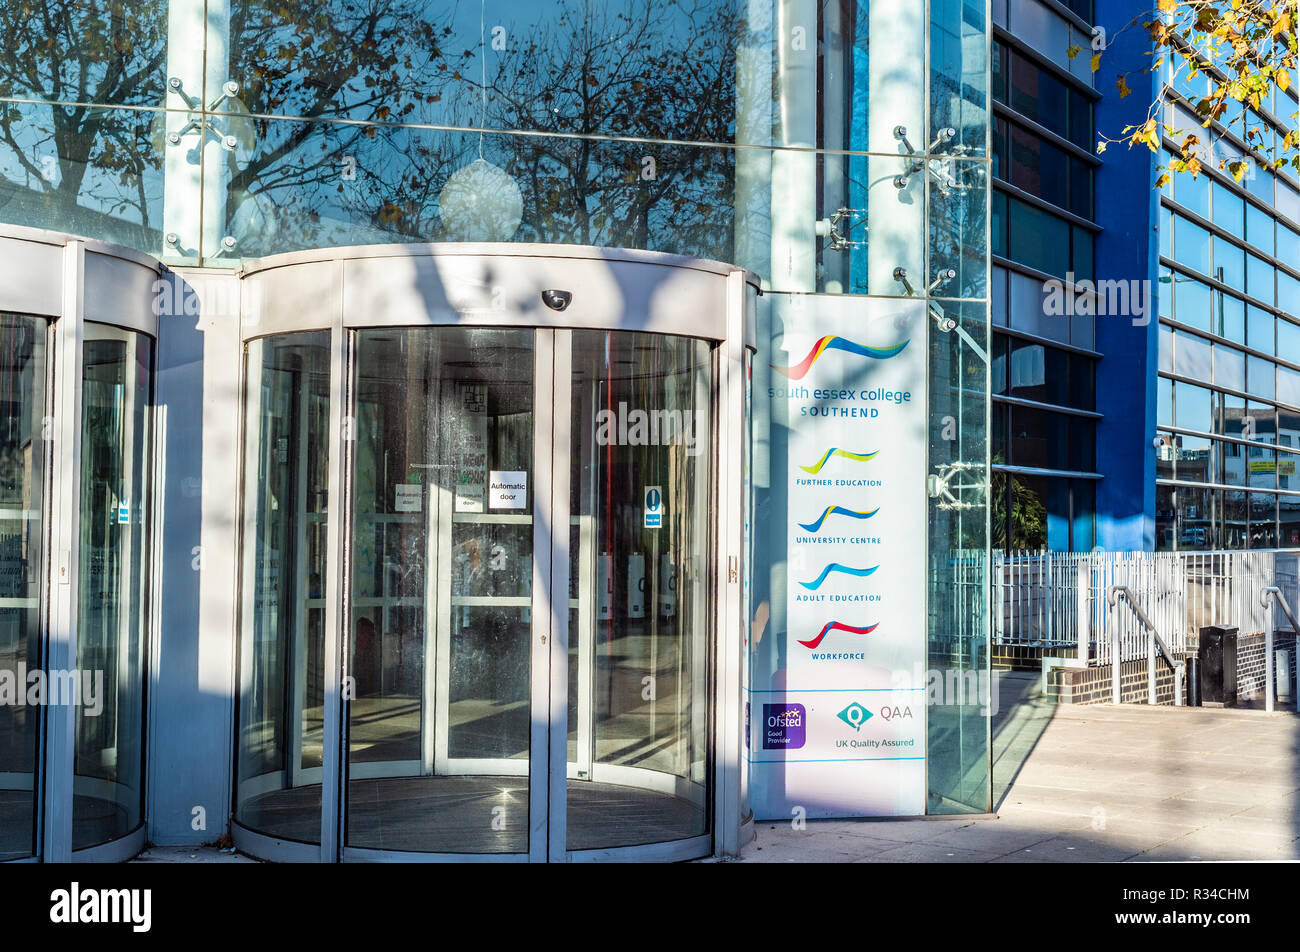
(130, 676), (1300, 863)
(739, 676), (1300, 862)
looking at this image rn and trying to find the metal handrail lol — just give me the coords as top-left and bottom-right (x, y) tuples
(1108, 585), (1186, 706)
(1259, 587), (1299, 714)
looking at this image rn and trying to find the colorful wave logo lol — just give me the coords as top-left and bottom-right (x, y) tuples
(772, 336), (910, 381)
(798, 506), (879, 533)
(799, 621), (879, 649)
(798, 563), (880, 590)
(800, 448), (879, 475)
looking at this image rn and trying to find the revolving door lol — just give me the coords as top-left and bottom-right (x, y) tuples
(232, 245), (756, 862)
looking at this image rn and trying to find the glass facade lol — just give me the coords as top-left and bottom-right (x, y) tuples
(0, 1), (987, 297)
(929, 0), (993, 814)
(990, 0), (1100, 552)
(2, 0), (993, 853)
(1155, 58), (1300, 551)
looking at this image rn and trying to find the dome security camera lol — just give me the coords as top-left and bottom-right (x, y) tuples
(541, 289), (572, 312)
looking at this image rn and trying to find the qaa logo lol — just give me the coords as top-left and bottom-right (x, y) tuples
(836, 702), (873, 731)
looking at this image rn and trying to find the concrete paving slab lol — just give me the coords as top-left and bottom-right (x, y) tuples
(990, 836), (1154, 862)
(923, 821), (1057, 853)
(853, 841), (1007, 863)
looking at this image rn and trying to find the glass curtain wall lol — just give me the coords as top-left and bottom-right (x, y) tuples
(925, 0), (992, 814)
(1155, 56), (1300, 550)
(1, 0), (985, 298)
(0, 315), (46, 860)
(8, 0), (993, 824)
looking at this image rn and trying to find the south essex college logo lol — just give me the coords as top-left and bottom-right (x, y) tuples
(771, 335), (911, 380)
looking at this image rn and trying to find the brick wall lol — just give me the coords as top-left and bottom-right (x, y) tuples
(1047, 658), (1179, 705)
(991, 643), (1069, 671)
(1041, 632), (1298, 706)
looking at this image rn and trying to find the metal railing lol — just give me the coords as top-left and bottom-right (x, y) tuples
(1107, 585), (1185, 706)
(989, 549), (1300, 666)
(1260, 586), (1300, 714)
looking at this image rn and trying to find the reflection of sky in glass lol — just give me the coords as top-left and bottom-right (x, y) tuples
(0, 102), (163, 245)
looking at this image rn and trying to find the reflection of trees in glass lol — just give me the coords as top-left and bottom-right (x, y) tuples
(228, 0), (740, 258)
(0, 0), (747, 259)
(224, 0), (463, 249)
(927, 161), (988, 299)
(475, 0), (736, 141)
(479, 0), (736, 253)
(991, 468), (1047, 550)
(0, 3), (166, 237)
(0, 318), (40, 507)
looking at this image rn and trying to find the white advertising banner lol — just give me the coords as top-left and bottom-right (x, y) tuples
(750, 295), (928, 819)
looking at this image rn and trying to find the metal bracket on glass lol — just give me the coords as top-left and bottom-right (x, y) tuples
(927, 462), (986, 512)
(893, 267), (915, 296)
(814, 207), (868, 252)
(164, 232), (195, 258)
(892, 267), (957, 298)
(893, 269), (989, 364)
(893, 125), (972, 196)
(164, 79), (254, 152)
(165, 231), (234, 258)
(166, 77), (201, 110)
(930, 299), (989, 365)
(894, 125), (959, 157)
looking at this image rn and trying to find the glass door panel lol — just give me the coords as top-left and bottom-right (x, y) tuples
(0, 314), (46, 860)
(336, 325), (716, 858)
(74, 322), (152, 849)
(346, 327), (533, 854)
(235, 331), (331, 844)
(566, 330), (713, 851)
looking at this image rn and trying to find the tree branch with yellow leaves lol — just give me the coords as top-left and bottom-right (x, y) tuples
(1081, 0), (1296, 186)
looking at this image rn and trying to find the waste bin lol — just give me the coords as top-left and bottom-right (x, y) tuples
(1185, 656), (1201, 706)
(1198, 626), (1238, 707)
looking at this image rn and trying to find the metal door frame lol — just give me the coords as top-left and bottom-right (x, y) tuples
(229, 243), (758, 864)
(38, 235), (159, 863)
